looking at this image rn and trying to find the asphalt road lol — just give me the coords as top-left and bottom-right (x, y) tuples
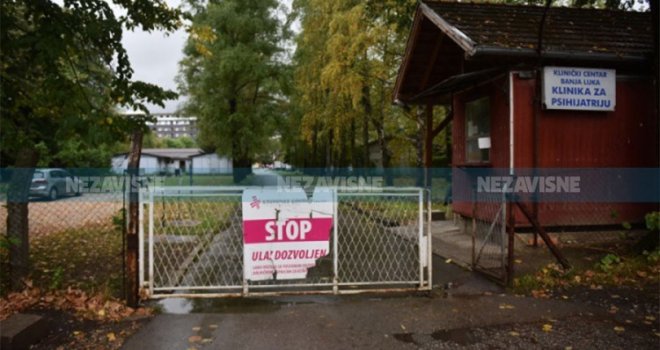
(121, 256), (659, 350)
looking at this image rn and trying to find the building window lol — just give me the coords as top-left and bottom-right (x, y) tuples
(465, 96), (490, 163)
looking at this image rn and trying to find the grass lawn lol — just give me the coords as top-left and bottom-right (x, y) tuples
(162, 174), (255, 186)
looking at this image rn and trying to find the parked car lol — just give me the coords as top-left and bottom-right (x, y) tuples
(30, 169), (81, 200)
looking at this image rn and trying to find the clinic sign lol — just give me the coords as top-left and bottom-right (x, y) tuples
(241, 187), (335, 281)
(543, 66), (616, 111)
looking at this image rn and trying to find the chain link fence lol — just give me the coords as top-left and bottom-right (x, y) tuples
(141, 187), (431, 298)
(470, 190), (508, 282)
(1, 171), (129, 296)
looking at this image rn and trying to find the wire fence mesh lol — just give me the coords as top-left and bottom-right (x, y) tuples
(142, 187), (430, 297)
(0, 179), (128, 296)
(0, 193), (125, 239)
(471, 190), (508, 282)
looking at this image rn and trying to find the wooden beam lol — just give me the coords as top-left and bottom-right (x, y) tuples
(431, 109), (453, 139)
(393, 5), (425, 102)
(515, 201), (571, 270)
(424, 104), (433, 187)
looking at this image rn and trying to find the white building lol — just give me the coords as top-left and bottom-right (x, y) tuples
(190, 153), (233, 174)
(112, 148), (201, 175)
(121, 112), (198, 139)
(111, 148), (232, 175)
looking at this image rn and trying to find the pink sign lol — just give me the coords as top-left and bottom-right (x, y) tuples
(242, 188), (335, 281)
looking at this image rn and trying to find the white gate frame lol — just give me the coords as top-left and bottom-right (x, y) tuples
(139, 186), (432, 298)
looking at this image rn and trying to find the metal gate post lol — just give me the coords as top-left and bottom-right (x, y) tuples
(506, 198), (516, 285)
(148, 190), (154, 297)
(138, 190), (144, 289)
(333, 189), (339, 294)
(500, 191), (507, 281)
(426, 188), (433, 289)
(418, 189), (424, 288)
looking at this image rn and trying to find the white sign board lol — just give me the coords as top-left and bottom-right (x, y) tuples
(543, 66), (616, 111)
(242, 187), (335, 281)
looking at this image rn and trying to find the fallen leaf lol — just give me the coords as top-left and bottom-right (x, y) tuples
(97, 309), (106, 317)
(613, 326), (625, 333)
(209, 324), (219, 329)
(542, 324), (553, 332)
(192, 326), (201, 332)
(514, 259), (523, 264)
(445, 258), (452, 264)
(499, 303), (515, 310)
(400, 324), (406, 330)
(188, 335), (202, 343)
(645, 316), (656, 321)
(107, 332), (116, 342)
(509, 331), (520, 337)
(201, 338), (213, 344)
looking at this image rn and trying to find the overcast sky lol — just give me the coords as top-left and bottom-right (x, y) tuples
(121, 0), (295, 114)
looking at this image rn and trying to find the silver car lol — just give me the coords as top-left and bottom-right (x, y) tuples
(30, 169), (81, 200)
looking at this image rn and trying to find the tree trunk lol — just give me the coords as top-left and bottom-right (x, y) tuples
(7, 148), (39, 290)
(125, 130), (143, 307)
(350, 118), (356, 169)
(361, 84), (372, 172)
(311, 126), (318, 171)
(228, 97), (252, 183)
(378, 128), (393, 186)
(231, 138), (252, 184)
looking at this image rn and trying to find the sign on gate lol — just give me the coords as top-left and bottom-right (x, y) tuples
(242, 188), (335, 281)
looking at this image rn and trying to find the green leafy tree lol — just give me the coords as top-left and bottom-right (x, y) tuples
(178, 0), (289, 183)
(0, 0), (182, 289)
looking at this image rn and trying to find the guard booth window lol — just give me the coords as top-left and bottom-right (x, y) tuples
(465, 96), (491, 163)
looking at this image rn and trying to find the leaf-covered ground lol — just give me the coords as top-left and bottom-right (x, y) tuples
(1, 227), (153, 348)
(29, 227), (124, 296)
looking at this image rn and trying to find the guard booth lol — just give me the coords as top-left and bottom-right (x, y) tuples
(392, 1), (658, 281)
(393, 1), (658, 228)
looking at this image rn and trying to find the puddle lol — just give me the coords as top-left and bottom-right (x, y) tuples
(430, 328), (478, 345)
(158, 298), (194, 314)
(156, 295), (338, 314)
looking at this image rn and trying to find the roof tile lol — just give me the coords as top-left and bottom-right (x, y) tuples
(424, 1), (653, 58)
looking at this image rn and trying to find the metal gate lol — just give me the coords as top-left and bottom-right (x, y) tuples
(471, 189), (508, 283)
(138, 186), (431, 298)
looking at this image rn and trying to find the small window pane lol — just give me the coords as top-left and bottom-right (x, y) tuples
(465, 97), (490, 163)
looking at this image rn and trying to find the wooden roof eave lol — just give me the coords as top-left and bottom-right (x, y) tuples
(418, 2), (477, 56)
(408, 68), (506, 105)
(393, 2), (478, 106)
(392, 3), (424, 104)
